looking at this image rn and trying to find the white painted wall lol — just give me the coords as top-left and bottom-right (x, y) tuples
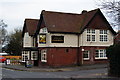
(79, 29), (114, 47)
(38, 33), (78, 47)
(48, 33), (78, 47)
(37, 29), (114, 47)
(23, 32), (33, 47)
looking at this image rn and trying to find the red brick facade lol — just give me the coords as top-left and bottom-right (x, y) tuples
(37, 46), (108, 67)
(81, 46), (108, 65)
(38, 47), (77, 67)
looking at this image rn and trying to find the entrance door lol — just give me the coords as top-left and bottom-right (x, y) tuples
(31, 51), (39, 66)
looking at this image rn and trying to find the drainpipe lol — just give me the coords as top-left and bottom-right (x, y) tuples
(81, 33), (84, 65)
(77, 34), (80, 66)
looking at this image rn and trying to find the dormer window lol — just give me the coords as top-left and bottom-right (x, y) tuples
(42, 28), (47, 33)
(40, 28), (48, 33)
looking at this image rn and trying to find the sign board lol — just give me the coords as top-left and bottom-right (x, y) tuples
(39, 34), (46, 44)
(51, 36), (64, 43)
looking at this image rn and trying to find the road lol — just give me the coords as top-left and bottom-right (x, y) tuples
(1, 68), (108, 79)
(0, 63), (111, 80)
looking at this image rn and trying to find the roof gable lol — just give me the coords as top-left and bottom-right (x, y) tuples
(86, 9), (116, 35)
(22, 19), (39, 37)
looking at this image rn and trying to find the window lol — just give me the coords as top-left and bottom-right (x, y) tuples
(42, 28), (47, 33)
(92, 35), (95, 41)
(100, 30), (103, 34)
(87, 29), (95, 34)
(87, 35), (91, 41)
(40, 28), (47, 33)
(31, 51), (38, 60)
(83, 51), (89, 60)
(51, 36), (64, 43)
(87, 29), (91, 33)
(104, 30), (107, 34)
(92, 29), (95, 34)
(104, 35), (108, 41)
(39, 34), (46, 44)
(99, 30), (108, 42)
(41, 49), (47, 62)
(86, 29), (96, 42)
(22, 51), (29, 62)
(95, 49), (107, 59)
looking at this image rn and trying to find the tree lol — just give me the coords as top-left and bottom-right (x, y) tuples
(6, 28), (22, 56)
(98, 0), (120, 30)
(0, 20), (7, 52)
(106, 44), (120, 77)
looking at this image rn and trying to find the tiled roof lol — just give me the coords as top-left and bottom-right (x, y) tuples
(23, 19), (39, 36)
(41, 9), (99, 33)
(22, 8), (116, 37)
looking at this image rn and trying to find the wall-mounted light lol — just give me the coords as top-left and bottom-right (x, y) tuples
(82, 48), (84, 51)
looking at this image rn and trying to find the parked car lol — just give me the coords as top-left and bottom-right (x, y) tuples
(0, 56), (6, 63)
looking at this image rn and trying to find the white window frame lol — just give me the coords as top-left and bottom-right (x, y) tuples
(31, 51), (38, 60)
(99, 30), (108, 42)
(95, 49), (107, 59)
(83, 51), (90, 60)
(40, 28), (48, 33)
(22, 51), (29, 62)
(86, 29), (96, 42)
(41, 49), (47, 62)
(87, 35), (91, 41)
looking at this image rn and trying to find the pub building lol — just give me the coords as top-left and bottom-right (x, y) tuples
(22, 9), (116, 67)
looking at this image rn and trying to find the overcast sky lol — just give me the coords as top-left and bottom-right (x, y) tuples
(0, 0), (110, 33)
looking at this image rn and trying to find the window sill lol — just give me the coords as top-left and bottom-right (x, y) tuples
(83, 58), (90, 60)
(95, 57), (107, 59)
(41, 60), (47, 62)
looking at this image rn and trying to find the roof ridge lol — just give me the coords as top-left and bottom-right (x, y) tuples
(25, 18), (39, 21)
(42, 10), (80, 15)
(42, 8), (100, 16)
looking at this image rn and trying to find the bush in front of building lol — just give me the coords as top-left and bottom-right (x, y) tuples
(106, 44), (120, 77)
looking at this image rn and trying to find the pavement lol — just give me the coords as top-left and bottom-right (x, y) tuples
(2, 63), (108, 72)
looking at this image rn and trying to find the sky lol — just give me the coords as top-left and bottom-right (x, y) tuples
(0, 0), (116, 33)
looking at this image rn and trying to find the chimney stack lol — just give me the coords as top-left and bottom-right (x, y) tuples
(82, 10), (87, 14)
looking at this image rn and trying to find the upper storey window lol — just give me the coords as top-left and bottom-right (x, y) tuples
(87, 29), (95, 34)
(86, 29), (96, 42)
(40, 28), (48, 33)
(100, 30), (107, 34)
(99, 30), (108, 42)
